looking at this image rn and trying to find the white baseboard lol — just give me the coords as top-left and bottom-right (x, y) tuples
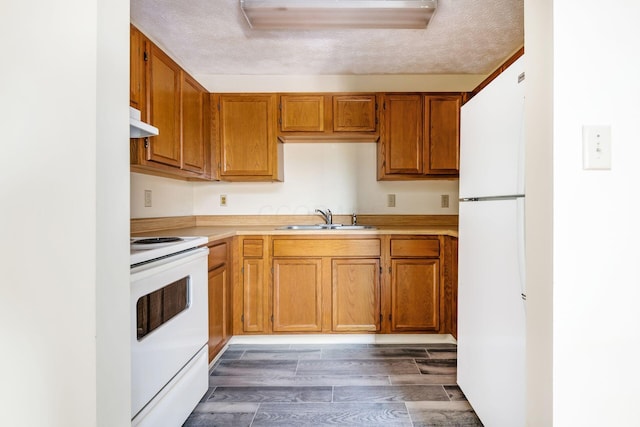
(227, 333), (457, 345)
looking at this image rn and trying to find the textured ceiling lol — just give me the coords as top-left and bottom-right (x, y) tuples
(130, 0), (523, 76)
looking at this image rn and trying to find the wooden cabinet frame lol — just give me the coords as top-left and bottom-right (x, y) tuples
(277, 93), (380, 142)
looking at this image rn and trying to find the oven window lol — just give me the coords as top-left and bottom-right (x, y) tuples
(136, 277), (190, 340)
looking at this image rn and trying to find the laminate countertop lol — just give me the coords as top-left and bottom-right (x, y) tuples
(131, 225), (458, 244)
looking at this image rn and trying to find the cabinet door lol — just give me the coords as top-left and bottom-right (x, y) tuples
(218, 94), (278, 179)
(333, 95), (377, 132)
(381, 94), (423, 175)
(390, 258), (440, 331)
(130, 25), (145, 111)
(208, 265), (226, 362)
(243, 258), (265, 332)
(332, 258), (380, 332)
(280, 95), (325, 132)
(424, 95), (461, 174)
(272, 258), (322, 332)
(147, 43), (181, 167)
(181, 73), (206, 174)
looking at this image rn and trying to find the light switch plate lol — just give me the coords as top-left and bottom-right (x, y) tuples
(582, 125), (611, 170)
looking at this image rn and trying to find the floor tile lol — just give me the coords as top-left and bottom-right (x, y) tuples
(389, 374), (458, 385)
(321, 347), (428, 359)
(211, 359), (298, 377)
(333, 385), (449, 402)
(208, 386), (332, 403)
(182, 402), (258, 427)
(219, 349), (245, 360)
(443, 385), (468, 401)
(426, 348), (458, 360)
(406, 401), (483, 426)
(297, 358), (420, 375)
(252, 402), (412, 426)
(415, 358), (457, 375)
(240, 349), (322, 360)
(210, 375), (391, 387)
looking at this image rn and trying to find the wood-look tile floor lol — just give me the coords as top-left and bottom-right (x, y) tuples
(183, 343), (483, 427)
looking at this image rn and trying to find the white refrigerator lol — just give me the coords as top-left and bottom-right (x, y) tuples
(457, 55), (526, 427)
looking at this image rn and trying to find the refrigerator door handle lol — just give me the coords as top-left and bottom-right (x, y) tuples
(516, 198), (526, 307)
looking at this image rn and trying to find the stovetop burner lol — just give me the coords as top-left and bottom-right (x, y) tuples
(130, 235), (208, 266)
(133, 237), (184, 245)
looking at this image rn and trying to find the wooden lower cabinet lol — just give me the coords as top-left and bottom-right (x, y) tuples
(242, 258), (266, 333)
(208, 265), (226, 360)
(332, 259), (380, 332)
(231, 234), (456, 336)
(272, 258), (322, 332)
(390, 258), (439, 331)
(207, 239), (232, 362)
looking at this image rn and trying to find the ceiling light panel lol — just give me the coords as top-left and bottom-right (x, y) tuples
(240, 0), (438, 30)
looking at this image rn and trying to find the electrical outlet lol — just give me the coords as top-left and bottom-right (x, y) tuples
(387, 194), (396, 208)
(220, 194), (227, 207)
(441, 194), (449, 208)
(144, 190), (152, 207)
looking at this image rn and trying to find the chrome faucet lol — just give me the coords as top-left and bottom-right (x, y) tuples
(315, 208), (332, 225)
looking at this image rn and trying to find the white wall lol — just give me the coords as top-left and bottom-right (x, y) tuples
(131, 172), (194, 218)
(194, 143), (458, 216)
(0, 1), (129, 426)
(196, 74), (485, 93)
(132, 144), (459, 218)
(526, 0), (640, 425)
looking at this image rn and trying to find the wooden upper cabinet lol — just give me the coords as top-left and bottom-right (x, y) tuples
(130, 25), (212, 181)
(424, 95), (461, 175)
(378, 93), (461, 180)
(280, 95), (325, 132)
(129, 25), (145, 112)
(181, 73), (207, 174)
(380, 94), (424, 175)
(146, 43), (182, 168)
(277, 93), (379, 142)
(333, 94), (377, 132)
(216, 94), (282, 181)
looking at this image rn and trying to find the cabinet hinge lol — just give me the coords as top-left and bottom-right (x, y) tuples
(143, 51), (148, 61)
(270, 314), (274, 322)
(278, 103), (282, 110)
(389, 266), (392, 274)
(217, 104), (221, 111)
(375, 103), (378, 110)
(383, 102), (386, 110)
(379, 266), (383, 275)
(241, 314), (244, 323)
(144, 137), (149, 149)
(379, 314), (383, 323)
(278, 118), (282, 125)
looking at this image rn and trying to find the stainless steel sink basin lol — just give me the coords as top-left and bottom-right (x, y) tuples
(277, 224), (376, 230)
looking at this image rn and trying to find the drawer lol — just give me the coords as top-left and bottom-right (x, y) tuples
(208, 242), (227, 269)
(390, 238), (440, 258)
(273, 239), (380, 257)
(243, 239), (264, 258)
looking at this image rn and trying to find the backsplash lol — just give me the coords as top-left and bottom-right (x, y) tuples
(131, 143), (459, 218)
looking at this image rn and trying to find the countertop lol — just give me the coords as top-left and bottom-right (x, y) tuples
(132, 225), (458, 243)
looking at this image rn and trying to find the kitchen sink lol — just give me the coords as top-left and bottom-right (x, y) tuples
(277, 224), (376, 230)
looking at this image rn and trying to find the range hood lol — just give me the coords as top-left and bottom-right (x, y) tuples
(130, 107), (159, 138)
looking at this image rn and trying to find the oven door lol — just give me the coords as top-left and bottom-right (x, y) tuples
(130, 247), (208, 419)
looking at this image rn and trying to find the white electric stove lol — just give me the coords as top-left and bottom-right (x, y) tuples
(130, 236), (208, 265)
